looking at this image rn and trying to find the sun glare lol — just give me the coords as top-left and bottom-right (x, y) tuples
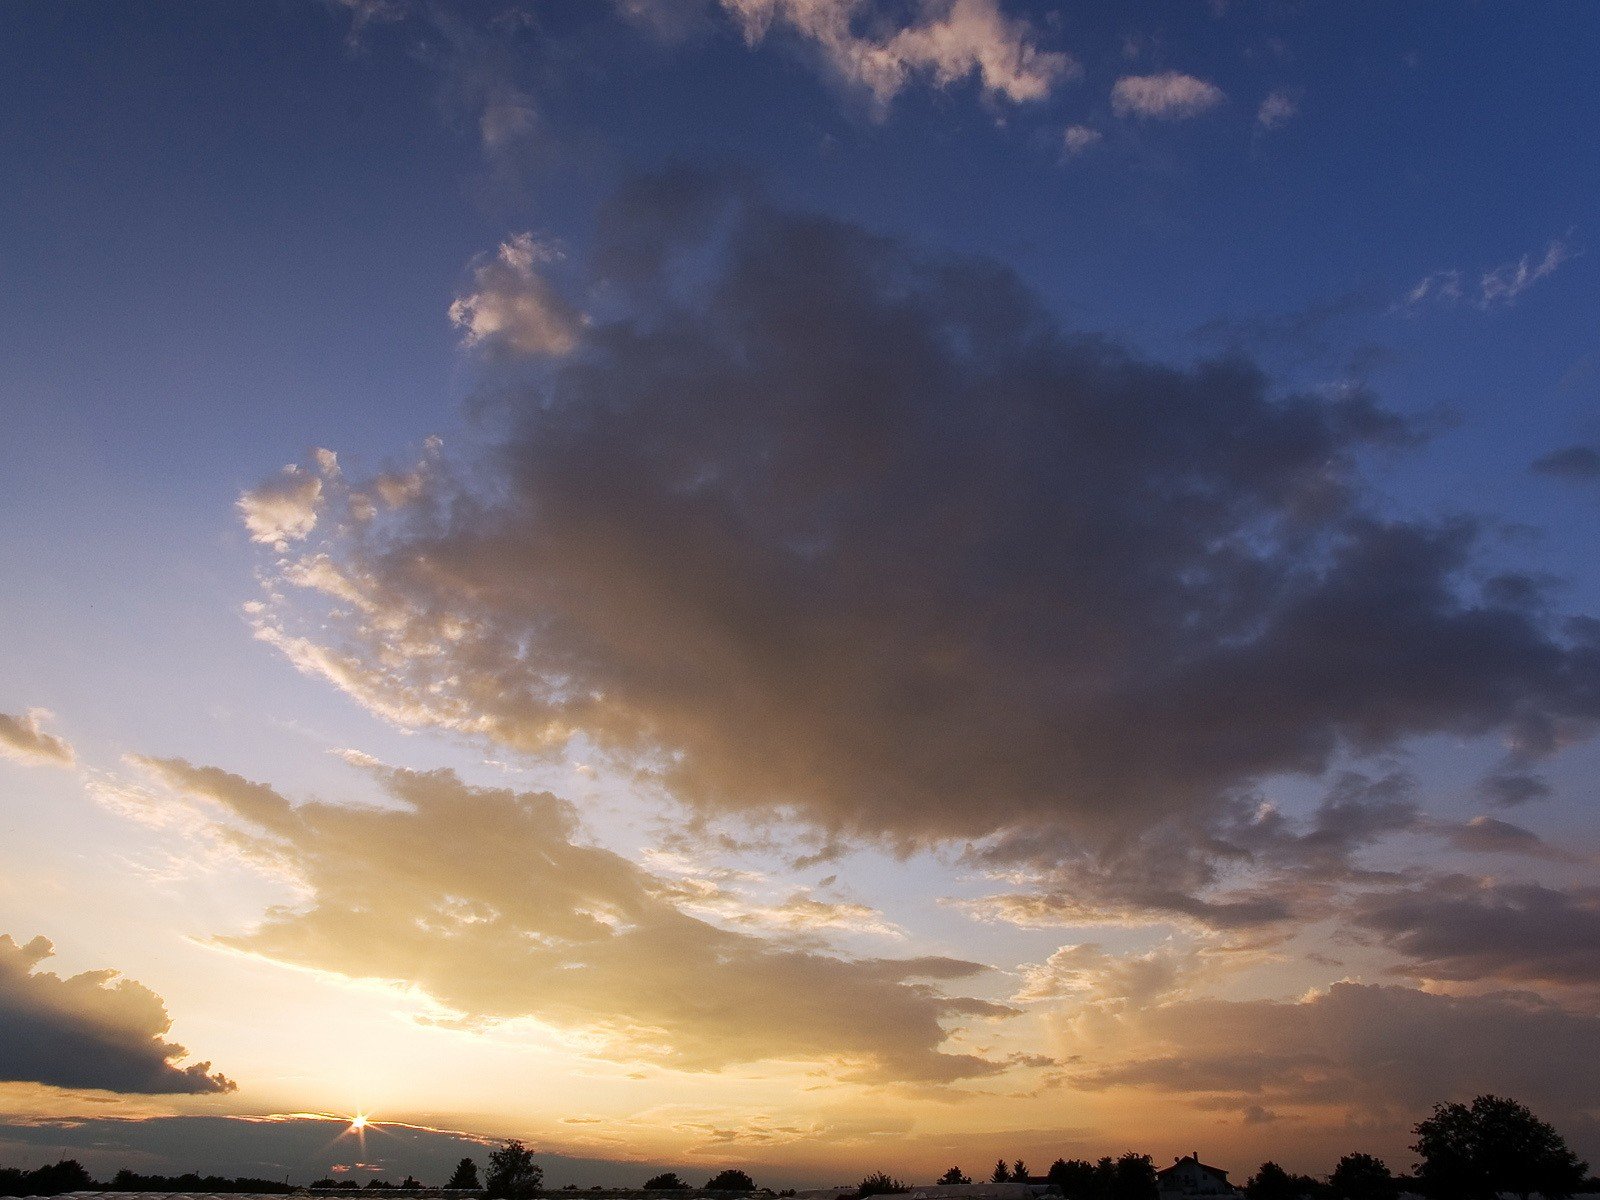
(349, 1114), (370, 1133)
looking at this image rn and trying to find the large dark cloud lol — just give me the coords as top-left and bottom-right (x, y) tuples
(1057, 981), (1600, 1143)
(251, 172), (1600, 867)
(0, 935), (233, 1095)
(1353, 877), (1600, 988)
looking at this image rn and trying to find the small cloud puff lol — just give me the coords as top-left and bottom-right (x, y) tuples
(1256, 89), (1296, 129)
(0, 709), (74, 767)
(1062, 124), (1102, 155)
(449, 233), (583, 357)
(1111, 71), (1224, 119)
(237, 462), (330, 549)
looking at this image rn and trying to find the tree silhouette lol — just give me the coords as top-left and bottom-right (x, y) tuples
(644, 1175), (689, 1191)
(1244, 1163), (1298, 1200)
(485, 1140), (543, 1200)
(936, 1169), (970, 1186)
(1413, 1095), (1587, 1200)
(991, 1162), (1010, 1184)
(856, 1174), (908, 1197)
(1328, 1154), (1394, 1200)
(705, 1170), (756, 1192)
(1011, 1163), (1029, 1184)
(1106, 1154), (1158, 1200)
(1043, 1160), (1096, 1200)
(448, 1160), (482, 1190)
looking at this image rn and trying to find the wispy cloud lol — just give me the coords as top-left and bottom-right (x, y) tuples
(1405, 235), (1578, 311)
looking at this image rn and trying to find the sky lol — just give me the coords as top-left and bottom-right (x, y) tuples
(2, 0), (1599, 1188)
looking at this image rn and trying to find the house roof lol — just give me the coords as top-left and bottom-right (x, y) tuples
(1156, 1156), (1230, 1182)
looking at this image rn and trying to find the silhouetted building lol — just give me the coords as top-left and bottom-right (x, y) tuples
(1156, 1154), (1239, 1200)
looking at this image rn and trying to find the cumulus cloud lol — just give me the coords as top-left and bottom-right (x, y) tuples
(1353, 877), (1600, 988)
(236, 462), (329, 549)
(1057, 980), (1600, 1128)
(244, 174), (1600, 921)
(135, 755), (1013, 1084)
(718, 0), (1074, 106)
(449, 233), (583, 357)
(0, 709), (74, 767)
(1111, 71), (1224, 119)
(0, 934), (233, 1094)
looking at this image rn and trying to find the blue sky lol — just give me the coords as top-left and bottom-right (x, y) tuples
(2, 0), (1599, 1187)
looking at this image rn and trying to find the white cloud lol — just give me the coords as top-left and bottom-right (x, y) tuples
(449, 233), (583, 357)
(720, 0), (1074, 107)
(236, 465), (325, 549)
(0, 709), (74, 767)
(1110, 71), (1224, 120)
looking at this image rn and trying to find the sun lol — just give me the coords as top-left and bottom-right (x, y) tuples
(349, 1114), (371, 1133)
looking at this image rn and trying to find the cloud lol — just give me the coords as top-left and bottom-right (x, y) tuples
(1353, 877), (1600, 988)
(135, 755), (1013, 1084)
(1255, 89), (1296, 130)
(244, 175), (1600, 903)
(0, 709), (74, 767)
(236, 462), (330, 549)
(449, 233), (583, 357)
(717, 0), (1074, 106)
(1110, 71), (1224, 119)
(1058, 980), (1600, 1129)
(1405, 236), (1577, 311)
(0, 934), (233, 1095)
(1532, 445), (1600, 481)
(1479, 238), (1577, 307)
(1436, 814), (1582, 862)
(1062, 125), (1101, 155)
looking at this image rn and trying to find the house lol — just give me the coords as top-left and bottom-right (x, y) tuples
(1156, 1153), (1240, 1199)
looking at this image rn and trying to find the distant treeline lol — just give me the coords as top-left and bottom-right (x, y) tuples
(0, 1163), (297, 1197)
(3, 1094), (1594, 1200)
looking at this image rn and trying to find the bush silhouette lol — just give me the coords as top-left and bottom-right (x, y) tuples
(706, 1170), (756, 1192)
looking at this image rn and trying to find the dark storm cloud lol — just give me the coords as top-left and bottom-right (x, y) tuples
(0, 935), (233, 1095)
(1531, 445), (1600, 480)
(1354, 877), (1600, 987)
(253, 172), (1600, 868)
